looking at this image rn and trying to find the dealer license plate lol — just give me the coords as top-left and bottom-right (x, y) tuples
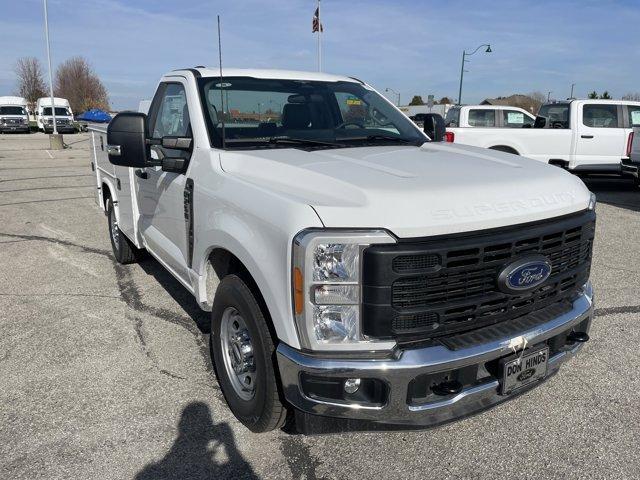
(500, 346), (549, 395)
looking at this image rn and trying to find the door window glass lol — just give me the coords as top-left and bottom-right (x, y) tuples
(468, 109), (495, 127)
(152, 83), (191, 138)
(627, 105), (640, 127)
(582, 104), (619, 128)
(503, 110), (534, 128)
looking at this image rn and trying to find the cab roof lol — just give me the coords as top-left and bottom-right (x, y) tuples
(170, 67), (363, 84)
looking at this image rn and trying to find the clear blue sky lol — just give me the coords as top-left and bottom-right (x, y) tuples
(2, 0), (639, 110)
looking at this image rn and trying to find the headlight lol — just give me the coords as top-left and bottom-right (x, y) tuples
(292, 229), (396, 351)
(588, 192), (596, 211)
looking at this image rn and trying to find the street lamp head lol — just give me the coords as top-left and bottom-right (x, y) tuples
(485, 45), (492, 53)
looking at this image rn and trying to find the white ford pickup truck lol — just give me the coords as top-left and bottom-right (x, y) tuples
(90, 68), (596, 433)
(446, 99), (640, 173)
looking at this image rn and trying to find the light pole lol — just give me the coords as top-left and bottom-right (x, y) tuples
(385, 87), (400, 106)
(457, 44), (491, 105)
(547, 91), (552, 102)
(43, 0), (63, 148)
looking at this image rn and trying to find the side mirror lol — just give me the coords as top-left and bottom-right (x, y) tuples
(422, 113), (446, 142)
(107, 112), (150, 167)
(534, 116), (546, 129)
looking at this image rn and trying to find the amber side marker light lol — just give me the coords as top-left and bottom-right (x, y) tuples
(294, 267), (304, 314)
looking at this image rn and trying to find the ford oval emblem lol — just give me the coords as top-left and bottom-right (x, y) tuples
(498, 256), (552, 293)
(517, 368), (536, 382)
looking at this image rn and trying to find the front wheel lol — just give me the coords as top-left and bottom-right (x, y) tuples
(210, 275), (287, 432)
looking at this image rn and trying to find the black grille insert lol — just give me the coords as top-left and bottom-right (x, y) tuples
(362, 210), (595, 342)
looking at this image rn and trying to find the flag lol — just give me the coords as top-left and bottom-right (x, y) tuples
(312, 6), (323, 33)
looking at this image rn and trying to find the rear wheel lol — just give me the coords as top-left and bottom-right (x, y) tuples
(106, 198), (139, 264)
(210, 275), (287, 432)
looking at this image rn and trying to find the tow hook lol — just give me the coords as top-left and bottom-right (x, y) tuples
(567, 331), (590, 343)
(432, 380), (463, 396)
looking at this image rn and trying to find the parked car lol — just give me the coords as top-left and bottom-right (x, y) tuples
(0, 96), (30, 133)
(445, 100), (640, 173)
(91, 68), (595, 433)
(36, 97), (75, 133)
(621, 127), (640, 186)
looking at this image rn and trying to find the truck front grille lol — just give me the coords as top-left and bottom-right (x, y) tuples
(362, 210), (595, 344)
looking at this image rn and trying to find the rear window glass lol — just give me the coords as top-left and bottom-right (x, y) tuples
(444, 107), (460, 127)
(583, 104), (619, 128)
(628, 105), (640, 127)
(537, 104), (570, 129)
(468, 109), (495, 127)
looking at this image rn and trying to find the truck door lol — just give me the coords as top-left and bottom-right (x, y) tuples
(573, 103), (625, 169)
(136, 81), (193, 281)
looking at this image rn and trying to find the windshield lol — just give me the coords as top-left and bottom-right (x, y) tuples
(42, 107), (70, 116)
(0, 106), (27, 115)
(536, 103), (570, 129)
(198, 77), (426, 149)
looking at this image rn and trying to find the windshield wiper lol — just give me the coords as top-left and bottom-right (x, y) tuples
(341, 134), (421, 145)
(224, 136), (345, 148)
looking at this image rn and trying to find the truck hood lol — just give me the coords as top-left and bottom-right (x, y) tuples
(220, 143), (591, 238)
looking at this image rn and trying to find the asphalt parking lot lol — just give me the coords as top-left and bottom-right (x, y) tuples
(1, 132), (639, 480)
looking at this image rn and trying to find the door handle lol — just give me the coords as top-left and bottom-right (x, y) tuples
(581, 135), (594, 139)
(135, 169), (148, 179)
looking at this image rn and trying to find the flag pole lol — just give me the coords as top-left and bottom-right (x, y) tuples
(317, 0), (322, 72)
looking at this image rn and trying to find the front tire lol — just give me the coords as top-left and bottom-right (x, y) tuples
(106, 198), (138, 264)
(210, 275), (287, 432)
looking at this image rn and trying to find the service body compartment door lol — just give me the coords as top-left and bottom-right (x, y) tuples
(113, 164), (137, 241)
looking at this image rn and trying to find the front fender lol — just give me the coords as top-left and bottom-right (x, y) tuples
(191, 178), (323, 350)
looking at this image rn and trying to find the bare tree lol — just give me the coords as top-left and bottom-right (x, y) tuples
(622, 92), (640, 101)
(14, 57), (47, 111)
(54, 56), (109, 113)
(527, 91), (546, 111)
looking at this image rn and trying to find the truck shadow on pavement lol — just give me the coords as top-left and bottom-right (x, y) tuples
(581, 175), (640, 212)
(137, 257), (211, 334)
(135, 401), (259, 480)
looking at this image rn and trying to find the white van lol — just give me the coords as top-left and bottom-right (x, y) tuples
(36, 97), (75, 133)
(0, 96), (30, 133)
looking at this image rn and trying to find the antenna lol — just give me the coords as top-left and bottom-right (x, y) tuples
(217, 15), (226, 149)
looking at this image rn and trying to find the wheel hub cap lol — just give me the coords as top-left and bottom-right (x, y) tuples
(109, 207), (120, 249)
(220, 307), (256, 401)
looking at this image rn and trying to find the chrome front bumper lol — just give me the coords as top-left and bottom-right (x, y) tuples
(277, 283), (593, 427)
